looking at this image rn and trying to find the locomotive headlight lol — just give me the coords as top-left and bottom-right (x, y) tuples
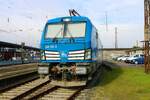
(40, 50), (45, 60)
(41, 55), (45, 60)
(85, 49), (91, 60)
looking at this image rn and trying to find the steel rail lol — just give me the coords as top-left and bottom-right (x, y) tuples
(28, 86), (59, 100)
(67, 86), (86, 100)
(11, 80), (51, 100)
(0, 73), (39, 93)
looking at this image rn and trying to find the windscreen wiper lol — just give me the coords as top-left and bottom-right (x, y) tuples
(52, 27), (63, 43)
(66, 29), (75, 43)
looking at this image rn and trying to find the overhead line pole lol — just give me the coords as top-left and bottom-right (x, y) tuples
(115, 27), (118, 48)
(105, 12), (108, 32)
(144, 0), (150, 73)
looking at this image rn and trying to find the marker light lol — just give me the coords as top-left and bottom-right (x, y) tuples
(40, 50), (45, 60)
(62, 18), (71, 22)
(85, 49), (91, 60)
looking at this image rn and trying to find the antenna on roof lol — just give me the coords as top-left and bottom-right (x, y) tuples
(69, 9), (80, 16)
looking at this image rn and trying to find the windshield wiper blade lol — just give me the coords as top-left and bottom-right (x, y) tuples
(52, 27), (63, 42)
(66, 29), (75, 43)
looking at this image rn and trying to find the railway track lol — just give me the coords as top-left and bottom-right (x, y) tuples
(0, 78), (86, 100)
(0, 73), (38, 93)
(37, 86), (85, 100)
(0, 69), (102, 100)
(0, 64), (103, 100)
(0, 77), (49, 100)
(12, 83), (85, 100)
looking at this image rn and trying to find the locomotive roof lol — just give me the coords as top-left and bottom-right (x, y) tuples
(47, 16), (91, 23)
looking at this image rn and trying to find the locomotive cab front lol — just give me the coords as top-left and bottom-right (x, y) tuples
(38, 16), (102, 87)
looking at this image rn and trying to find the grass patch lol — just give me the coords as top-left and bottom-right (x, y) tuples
(91, 66), (150, 100)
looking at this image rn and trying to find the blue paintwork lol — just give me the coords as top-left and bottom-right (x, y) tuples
(41, 60), (94, 63)
(133, 57), (144, 64)
(40, 16), (101, 63)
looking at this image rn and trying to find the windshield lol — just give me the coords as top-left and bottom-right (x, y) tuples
(45, 22), (86, 38)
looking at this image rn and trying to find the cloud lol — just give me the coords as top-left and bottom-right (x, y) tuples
(0, 0), (144, 48)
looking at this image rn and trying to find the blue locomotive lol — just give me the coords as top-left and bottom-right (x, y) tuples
(38, 15), (103, 87)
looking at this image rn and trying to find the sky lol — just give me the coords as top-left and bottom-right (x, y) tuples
(0, 0), (144, 48)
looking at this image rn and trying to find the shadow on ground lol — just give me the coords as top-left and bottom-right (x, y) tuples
(88, 60), (123, 88)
